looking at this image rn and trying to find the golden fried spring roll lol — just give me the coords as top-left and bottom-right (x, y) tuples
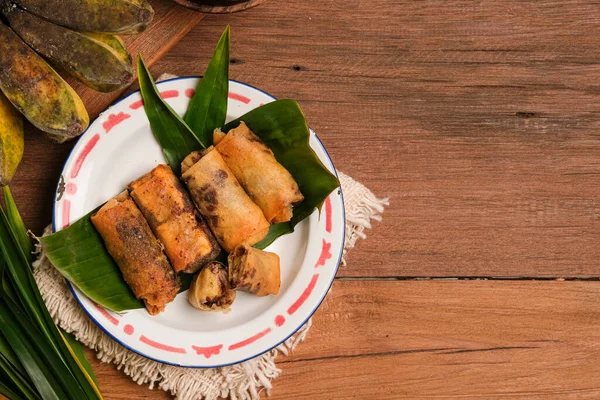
(188, 262), (236, 312)
(181, 147), (270, 252)
(128, 164), (219, 273)
(91, 191), (180, 315)
(228, 244), (280, 296)
(213, 122), (304, 223)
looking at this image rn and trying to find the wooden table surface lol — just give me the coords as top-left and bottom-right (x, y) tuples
(9, 0), (600, 398)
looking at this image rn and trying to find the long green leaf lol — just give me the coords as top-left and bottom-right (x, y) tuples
(0, 299), (70, 400)
(0, 200), (102, 400)
(2, 187), (32, 262)
(0, 331), (38, 394)
(0, 374), (30, 400)
(184, 26), (229, 147)
(39, 212), (142, 312)
(223, 100), (340, 248)
(59, 330), (100, 389)
(0, 351), (40, 400)
(0, 292), (97, 400)
(0, 206), (58, 352)
(137, 57), (202, 175)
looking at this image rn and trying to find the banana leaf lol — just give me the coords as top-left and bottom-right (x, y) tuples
(39, 212), (142, 312)
(223, 100), (340, 249)
(137, 57), (202, 176)
(184, 26), (229, 147)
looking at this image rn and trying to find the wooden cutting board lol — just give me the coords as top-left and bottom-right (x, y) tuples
(66, 0), (204, 119)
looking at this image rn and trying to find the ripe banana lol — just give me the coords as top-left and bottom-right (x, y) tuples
(0, 23), (89, 143)
(0, 91), (24, 185)
(80, 32), (132, 66)
(5, 7), (134, 93)
(12, 0), (154, 34)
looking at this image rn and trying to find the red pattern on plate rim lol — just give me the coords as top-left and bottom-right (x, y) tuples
(93, 303), (119, 326)
(123, 324), (134, 335)
(192, 345), (223, 358)
(315, 240), (332, 268)
(65, 182), (77, 195)
(325, 196), (332, 233)
(140, 335), (187, 354)
(129, 99), (144, 110)
(228, 328), (272, 351)
(62, 199), (71, 229)
(160, 90), (179, 99)
(274, 315), (286, 327)
(185, 88), (195, 98)
(102, 112), (130, 133)
(228, 92), (251, 104)
(287, 274), (320, 316)
(70, 134), (100, 179)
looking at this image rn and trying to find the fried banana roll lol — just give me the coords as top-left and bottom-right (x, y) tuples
(188, 262), (236, 312)
(128, 164), (219, 273)
(181, 147), (270, 253)
(91, 190), (180, 315)
(228, 244), (280, 296)
(213, 122), (304, 223)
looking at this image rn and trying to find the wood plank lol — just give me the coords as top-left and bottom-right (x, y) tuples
(152, 0), (600, 277)
(66, 0), (204, 118)
(87, 280), (600, 398)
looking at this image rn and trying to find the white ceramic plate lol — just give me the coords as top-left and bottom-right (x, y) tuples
(52, 77), (345, 367)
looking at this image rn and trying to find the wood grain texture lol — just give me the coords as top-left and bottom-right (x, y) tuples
(151, 0), (600, 278)
(66, 0), (204, 118)
(88, 280), (600, 399)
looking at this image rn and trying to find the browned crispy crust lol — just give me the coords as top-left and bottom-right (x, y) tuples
(91, 190), (180, 315)
(228, 244), (280, 296)
(181, 147), (270, 253)
(128, 164), (219, 273)
(213, 122), (303, 223)
(188, 262), (236, 312)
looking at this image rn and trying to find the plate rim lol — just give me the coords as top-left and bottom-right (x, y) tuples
(52, 76), (345, 368)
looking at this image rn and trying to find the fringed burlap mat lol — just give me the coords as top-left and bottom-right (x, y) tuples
(34, 171), (387, 399)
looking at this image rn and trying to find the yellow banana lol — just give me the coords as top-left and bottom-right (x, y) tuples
(5, 8), (134, 93)
(0, 23), (89, 143)
(13, 0), (154, 34)
(0, 91), (24, 186)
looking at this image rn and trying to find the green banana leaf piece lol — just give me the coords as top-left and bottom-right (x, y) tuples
(223, 100), (340, 249)
(39, 212), (143, 312)
(184, 26), (229, 147)
(137, 56), (202, 176)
